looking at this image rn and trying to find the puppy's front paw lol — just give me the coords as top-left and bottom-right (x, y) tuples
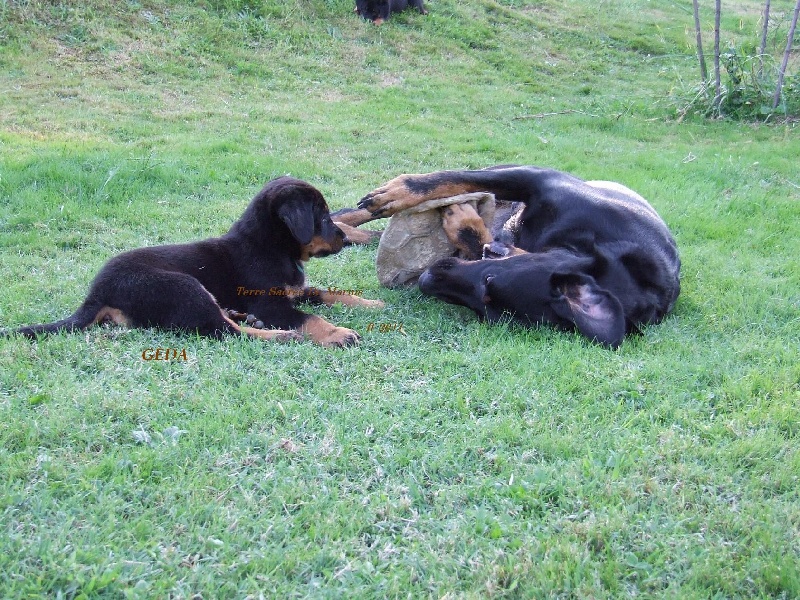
(320, 327), (361, 348)
(359, 298), (385, 309)
(303, 315), (362, 347)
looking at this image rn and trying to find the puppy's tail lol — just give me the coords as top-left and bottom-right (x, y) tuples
(3, 303), (103, 339)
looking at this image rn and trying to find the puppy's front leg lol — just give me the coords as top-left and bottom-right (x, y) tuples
(298, 286), (384, 309)
(317, 289), (385, 309)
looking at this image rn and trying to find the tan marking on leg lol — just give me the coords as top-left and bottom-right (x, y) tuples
(221, 311), (302, 342)
(423, 182), (484, 201)
(361, 174), (481, 217)
(334, 222), (382, 245)
(317, 290), (385, 309)
(333, 208), (376, 227)
(441, 203), (493, 258)
(211, 286), (299, 340)
(92, 306), (130, 326)
(300, 314), (361, 347)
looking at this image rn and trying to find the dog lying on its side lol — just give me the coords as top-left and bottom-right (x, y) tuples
(345, 165), (680, 348)
(4, 176), (383, 347)
(355, 0), (427, 25)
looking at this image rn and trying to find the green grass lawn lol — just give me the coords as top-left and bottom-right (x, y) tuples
(1, 0), (798, 597)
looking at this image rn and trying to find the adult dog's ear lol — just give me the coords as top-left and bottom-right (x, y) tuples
(277, 196), (315, 246)
(550, 273), (625, 348)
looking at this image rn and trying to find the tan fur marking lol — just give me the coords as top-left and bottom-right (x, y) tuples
(482, 244), (529, 259)
(334, 222), (382, 245)
(300, 234), (344, 262)
(504, 245), (529, 256)
(220, 311), (301, 342)
(420, 182), (483, 201)
(363, 175), (483, 216)
(301, 314), (360, 347)
(317, 290), (385, 309)
(92, 306), (130, 326)
(333, 208), (375, 227)
(441, 203), (493, 258)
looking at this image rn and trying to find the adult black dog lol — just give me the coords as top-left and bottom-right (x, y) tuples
(355, 0), (427, 25)
(6, 177), (383, 347)
(354, 165), (680, 348)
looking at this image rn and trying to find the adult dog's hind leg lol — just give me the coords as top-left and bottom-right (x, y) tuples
(440, 203), (493, 260)
(439, 198), (528, 260)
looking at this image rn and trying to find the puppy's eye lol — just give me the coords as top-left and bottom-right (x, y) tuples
(484, 274), (494, 286)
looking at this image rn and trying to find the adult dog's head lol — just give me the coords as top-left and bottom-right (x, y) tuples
(230, 176), (345, 261)
(418, 247), (627, 348)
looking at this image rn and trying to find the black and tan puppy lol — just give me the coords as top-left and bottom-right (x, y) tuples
(355, 0), (427, 25)
(354, 165), (680, 348)
(6, 177), (382, 347)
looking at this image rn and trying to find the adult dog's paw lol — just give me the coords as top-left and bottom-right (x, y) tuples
(358, 174), (422, 217)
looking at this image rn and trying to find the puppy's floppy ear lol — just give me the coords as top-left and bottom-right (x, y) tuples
(277, 196), (315, 246)
(550, 273), (625, 348)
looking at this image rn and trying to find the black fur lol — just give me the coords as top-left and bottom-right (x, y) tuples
(406, 166), (680, 348)
(4, 177), (346, 340)
(355, 0), (427, 23)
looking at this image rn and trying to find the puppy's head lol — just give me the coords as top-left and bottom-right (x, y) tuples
(355, 0), (388, 21)
(244, 176), (345, 261)
(418, 250), (626, 348)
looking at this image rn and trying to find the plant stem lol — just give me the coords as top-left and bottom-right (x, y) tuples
(773, 0), (800, 108)
(758, 0), (771, 77)
(713, 0), (722, 114)
(693, 0), (709, 83)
